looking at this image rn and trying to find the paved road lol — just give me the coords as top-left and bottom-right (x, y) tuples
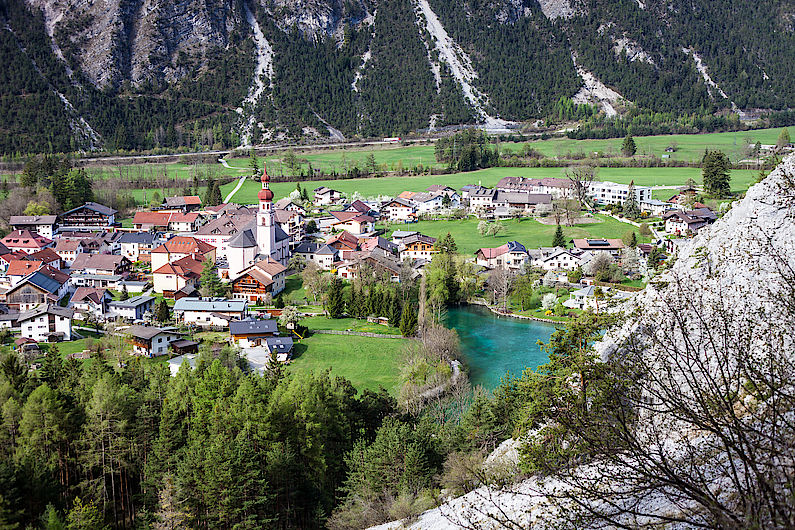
(224, 175), (248, 203)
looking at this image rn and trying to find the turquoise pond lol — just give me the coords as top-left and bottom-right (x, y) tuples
(444, 305), (557, 390)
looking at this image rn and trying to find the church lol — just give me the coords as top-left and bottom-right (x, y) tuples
(227, 165), (290, 281)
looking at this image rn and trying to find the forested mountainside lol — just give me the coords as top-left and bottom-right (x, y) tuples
(2, 0), (794, 154)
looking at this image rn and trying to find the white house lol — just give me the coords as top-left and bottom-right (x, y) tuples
(640, 199), (678, 217)
(588, 181), (651, 206)
(9, 215), (57, 239)
(314, 186), (342, 206)
(19, 305), (74, 342)
(119, 232), (158, 262)
(108, 295), (156, 321)
(381, 198), (416, 223)
(70, 287), (111, 319)
(475, 241), (529, 270)
(528, 247), (581, 271)
(293, 242), (339, 269)
(53, 239), (86, 267)
(173, 297), (248, 328)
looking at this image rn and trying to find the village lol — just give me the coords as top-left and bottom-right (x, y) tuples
(0, 164), (717, 376)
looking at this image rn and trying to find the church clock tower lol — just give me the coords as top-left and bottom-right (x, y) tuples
(257, 164), (276, 258)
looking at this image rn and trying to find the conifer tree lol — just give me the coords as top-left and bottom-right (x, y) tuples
(156, 300), (170, 323)
(388, 293), (402, 328)
(552, 225), (566, 247)
(399, 304), (418, 337)
(326, 278), (345, 318)
(119, 284), (129, 301)
(199, 260), (223, 298)
(623, 181), (641, 218)
(702, 150), (732, 198)
(622, 134), (637, 156)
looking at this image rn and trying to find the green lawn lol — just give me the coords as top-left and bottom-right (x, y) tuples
(221, 165), (759, 205)
(302, 315), (400, 335)
(288, 334), (406, 394)
(401, 214), (646, 254)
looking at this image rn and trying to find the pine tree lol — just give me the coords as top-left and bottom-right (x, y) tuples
(274, 293), (285, 309)
(552, 225), (566, 247)
(702, 150), (732, 198)
(622, 134), (637, 157)
(156, 300), (170, 323)
(399, 304), (418, 337)
(326, 278), (345, 319)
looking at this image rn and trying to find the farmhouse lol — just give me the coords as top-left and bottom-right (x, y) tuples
(293, 242), (339, 269)
(152, 256), (203, 296)
(19, 305), (74, 342)
(119, 232), (158, 262)
(126, 325), (182, 357)
(230, 258), (287, 302)
(380, 198), (416, 223)
(229, 318), (278, 347)
(314, 186), (342, 206)
(59, 202), (117, 230)
(151, 236), (216, 271)
(70, 287), (111, 319)
(1, 230), (53, 254)
(53, 239), (86, 266)
(663, 208), (717, 235)
(399, 234), (437, 261)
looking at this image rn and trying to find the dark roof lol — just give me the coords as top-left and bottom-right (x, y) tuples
(229, 318), (278, 335)
(10, 215), (57, 225)
(228, 227), (258, 248)
(109, 295), (155, 308)
(62, 202), (117, 217)
(22, 271), (64, 294)
(266, 336), (294, 353)
(19, 304), (74, 322)
(126, 325), (177, 340)
(119, 232), (156, 245)
(294, 242), (337, 255)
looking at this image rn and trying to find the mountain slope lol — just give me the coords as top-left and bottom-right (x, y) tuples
(3, 0), (795, 153)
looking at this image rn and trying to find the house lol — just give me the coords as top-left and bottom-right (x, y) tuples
(326, 231), (360, 258)
(293, 242), (339, 269)
(53, 239), (86, 267)
(71, 254), (131, 276)
(133, 211), (202, 232)
(399, 234), (437, 261)
(161, 195), (202, 212)
(329, 211), (375, 235)
(194, 210), (255, 258)
(360, 236), (398, 255)
(274, 209), (304, 244)
(492, 191), (552, 214)
(108, 295), (156, 321)
(572, 238), (625, 257)
(125, 325), (182, 357)
(59, 202), (117, 230)
(116, 280), (149, 294)
(19, 305), (74, 342)
(313, 186), (342, 206)
(663, 208), (717, 235)
(475, 241), (529, 270)
(119, 232), (158, 262)
(70, 287), (111, 319)
(152, 256), (204, 296)
(640, 199), (678, 216)
(9, 215), (57, 239)
(274, 198), (307, 215)
(337, 247), (403, 282)
(229, 318), (278, 347)
(173, 297), (248, 328)
(345, 199), (374, 215)
(28, 248), (62, 270)
(230, 258), (287, 302)
(265, 336), (294, 362)
(528, 247), (581, 271)
(1, 230), (53, 254)
(390, 230), (419, 245)
(564, 286), (597, 310)
(69, 273), (124, 290)
(151, 236), (216, 271)
(588, 181), (652, 206)
(381, 198), (417, 223)
(4, 268), (70, 310)
(408, 192), (447, 213)
(5, 260), (44, 285)
(496, 177), (574, 199)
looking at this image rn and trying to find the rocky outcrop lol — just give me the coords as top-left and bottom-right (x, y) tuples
(372, 157), (795, 528)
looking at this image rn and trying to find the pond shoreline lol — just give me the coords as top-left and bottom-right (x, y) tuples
(466, 299), (562, 324)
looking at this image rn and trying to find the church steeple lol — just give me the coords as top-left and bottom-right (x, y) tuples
(257, 164), (276, 258)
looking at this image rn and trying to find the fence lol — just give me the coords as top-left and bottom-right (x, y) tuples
(312, 329), (404, 339)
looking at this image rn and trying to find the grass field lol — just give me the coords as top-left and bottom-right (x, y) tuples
(220, 166), (759, 205)
(288, 333), (405, 394)
(302, 315), (400, 335)
(398, 214), (646, 254)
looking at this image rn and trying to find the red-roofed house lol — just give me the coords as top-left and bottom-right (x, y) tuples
(475, 241), (529, 270)
(6, 260), (43, 284)
(29, 248), (62, 270)
(329, 211), (374, 235)
(326, 231), (360, 259)
(151, 236), (216, 271)
(134, 211), (202, 232)
(70, 287), (112, 318)
(1, 230), (53, 254)
(152, 255), (204, 296)
(53, 239), (86, 267)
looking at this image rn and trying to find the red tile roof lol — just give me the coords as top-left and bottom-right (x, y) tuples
(1, 230), (52, 249)
(152, 236), (215, 255)
(153, 255), (204, 279)
(6, 260), (43, 276)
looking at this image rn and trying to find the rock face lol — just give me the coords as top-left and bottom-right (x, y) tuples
(372, 155), (795, 529)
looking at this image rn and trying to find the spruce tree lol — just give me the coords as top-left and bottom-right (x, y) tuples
(326, 278), (345, 318)
(702, 150), (731, 198)
(119, 284), (129, 301)
(399, 304), (417, 337)
(623, 181), (641, 218)
(388, 293), (402, 328)
(156, 300), (170, 323)
(199, 260), (223, 297)
(552, 225), (566, 247)
(622, 134), (637, 156)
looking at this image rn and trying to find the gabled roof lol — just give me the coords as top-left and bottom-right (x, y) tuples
(329, 211), (360, 222)
(426, 185), (456, 193)
(227, 227), (258, 248)
(54, 239), (85, 252)
(347, 200), (371, 213)
(266, 336), (294, 353)
(61, 202), (117, 217)
(294, 242), (338, 255)
(173, 297), (247, 312)
(153, 256), (204, 279)
(18, 304), (74, 322)
(10, 270), (64, 295)
(72, 253), (128, 272)
(495, 191), (553, 205)
(274, 209), (300, 223)
(327, 230), (359, 248)
(398, 191), (416, 200)
(195, 214), (254, 236)
(126, 325), (177, 340)
(29, 248), (60, 264)
(230, 318), (277, 335)
(133, 212), (170, 226)
(360, 236), (397, 253)
(71, 287), (109, 305)
(10, 215), (57, 226)
(314, 186), (338, 195)
(572, 238), (625, 251)
(164, 196), (202, 207)
(6, 260), (43, 276)
(2, 230), (52, 249)
(118, 232), (156, 245)
(152, 236), (215, 255)
(109, 294), (156, 308)
(402, 234), (436, 246)
(383, 198), (414, 208)
(37, 265), (70, 284)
